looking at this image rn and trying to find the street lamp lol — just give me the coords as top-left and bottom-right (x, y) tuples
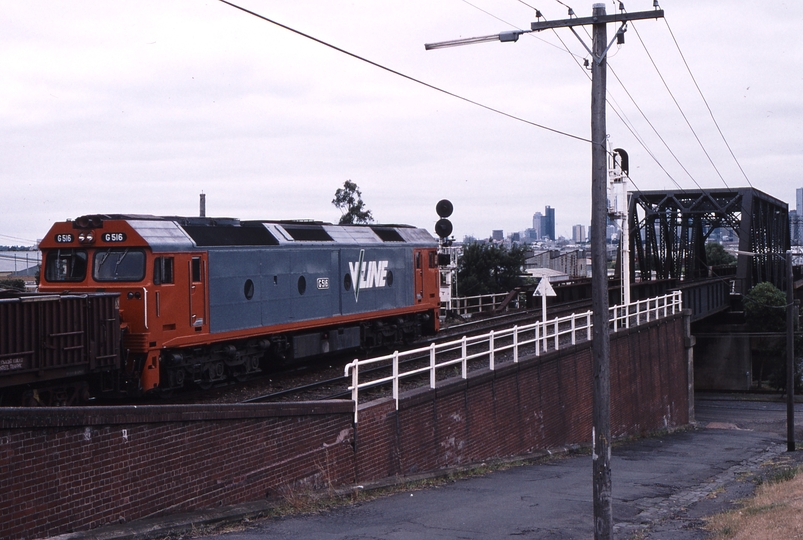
(425, 30), (525, 50)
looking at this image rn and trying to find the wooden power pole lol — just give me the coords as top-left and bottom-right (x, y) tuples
(590, 5), (613, 536)
(531, 4), (664, 538)
(426, 4), (665, 539)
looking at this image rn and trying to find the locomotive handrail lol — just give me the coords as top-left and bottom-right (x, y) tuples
(345, 290), (683, 422)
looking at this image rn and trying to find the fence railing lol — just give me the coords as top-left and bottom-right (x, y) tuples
(345, 290), (683, 422)
(441, 291), (523, 316)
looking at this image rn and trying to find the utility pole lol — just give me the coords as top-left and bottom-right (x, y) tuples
(426, 4), (664, 539)
(786, 250), (795, 452)
(533, 6), (663, 537)
(589, 6), (612, 535)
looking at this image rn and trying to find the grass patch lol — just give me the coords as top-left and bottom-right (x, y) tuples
(706, 464), (803, 539)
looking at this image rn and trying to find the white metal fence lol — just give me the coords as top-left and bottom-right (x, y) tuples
(441, 291), (523, 316)
(345, 290), (683, 422)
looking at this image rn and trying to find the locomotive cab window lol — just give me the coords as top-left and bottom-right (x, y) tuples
(191, 257), (202, 282)
(153, 257), (174, 285)
(44, 249), (87, 282)
(93, 249), (146, 282)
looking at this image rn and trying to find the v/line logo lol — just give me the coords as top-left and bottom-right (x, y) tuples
(348, 249), (389, 301)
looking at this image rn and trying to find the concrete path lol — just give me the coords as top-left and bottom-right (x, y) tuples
(193, 396), (803, 539)
(55, 396), (803, 539)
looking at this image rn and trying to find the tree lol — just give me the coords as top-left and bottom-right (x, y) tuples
(456, 242), (527, 296)
(332, 180), (373, 225)
(705, 242), (736, 267)
(743, 282), (803, 391)
(0, 278), (25, 292)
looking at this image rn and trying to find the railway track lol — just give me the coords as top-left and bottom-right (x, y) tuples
(241, 299), (593, 404)
(88, 300), (593, 406)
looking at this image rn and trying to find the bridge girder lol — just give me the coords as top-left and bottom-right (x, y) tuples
(627, 188), (789, 294)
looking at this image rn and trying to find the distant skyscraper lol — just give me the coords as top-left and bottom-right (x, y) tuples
(572, 224), (586, 243)
(543, 206), (556, 241)
(795, 187), (803, 245)
(492, 230), (504, 242)
(532, 212), (543, 239)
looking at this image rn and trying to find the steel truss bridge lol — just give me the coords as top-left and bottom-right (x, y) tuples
(627, 187), (789, 297)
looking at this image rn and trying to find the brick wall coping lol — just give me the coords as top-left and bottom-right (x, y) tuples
(0, 400), (354, 429)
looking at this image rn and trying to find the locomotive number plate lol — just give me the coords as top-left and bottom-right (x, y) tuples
(317, 277), (330, 290)
(102, 232), (127, 242)
(55, 233), (74, 243)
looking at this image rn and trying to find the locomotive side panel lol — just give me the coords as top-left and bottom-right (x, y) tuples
(287, 247), (339, 324)
(339, 246), (413, 316)
(207, 249), (262, 333)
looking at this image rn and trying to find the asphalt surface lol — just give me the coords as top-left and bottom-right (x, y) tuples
(54, 395), (803, 540)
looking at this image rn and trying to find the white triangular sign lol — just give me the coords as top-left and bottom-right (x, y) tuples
(534, 276), (557, 297)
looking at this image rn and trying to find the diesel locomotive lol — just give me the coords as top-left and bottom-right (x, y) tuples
(26, 214), (441, 398)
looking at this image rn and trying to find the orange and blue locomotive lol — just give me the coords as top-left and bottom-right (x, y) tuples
(29, 214), (440, 397)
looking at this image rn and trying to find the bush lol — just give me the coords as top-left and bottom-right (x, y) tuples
(0, 278), (26, 291)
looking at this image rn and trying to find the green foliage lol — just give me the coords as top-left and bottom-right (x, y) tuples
(332, 180), (373, 225)
(0, 278), (26, 291)
(744, 281), (803, 392)
(743, 282), (785, 333)
(705, 242), (736, 266)
(456, 242), (527, 296)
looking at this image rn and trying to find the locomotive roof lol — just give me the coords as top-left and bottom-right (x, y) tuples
(72, 214), (437, 250)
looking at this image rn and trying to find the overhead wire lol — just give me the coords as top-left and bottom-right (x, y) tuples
(628, 20), (732, 190)
(0, 233), (38, 245)
(662, 16), (754, 188)
(217, 0), (591, 144)
(462, 0), (584, 58)
(511, 0), (663, 194)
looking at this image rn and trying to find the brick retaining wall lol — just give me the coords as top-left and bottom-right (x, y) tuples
(0, 403), (355, 539)
(354, 314), (689, 481)
(0, 314), (689, 539)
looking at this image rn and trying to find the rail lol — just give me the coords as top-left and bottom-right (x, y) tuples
(345, 290), (682, 422)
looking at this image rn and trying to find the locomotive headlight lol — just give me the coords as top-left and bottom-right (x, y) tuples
(78, 231), (95, 244)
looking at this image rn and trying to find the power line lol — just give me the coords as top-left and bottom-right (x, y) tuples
(0, 233), (38, 245)
(662, 17), (753, 188)
(629, 20), (731, 190)
(607, 65), (696, 191)
(218, 0), (591, 144)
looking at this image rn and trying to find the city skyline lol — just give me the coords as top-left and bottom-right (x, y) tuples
(1, 2), (801, 245)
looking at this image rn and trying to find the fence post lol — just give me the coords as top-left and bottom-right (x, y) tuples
(553, 318), (559, 351)
(513, 325), (519, 363)
(350, 361), (359, 423)
(430, 342), (436, 389)
(489, 330), (495, 370)
(535, 323), (540, 356)
(571, 315), (576, 345)
(461, 335), (467, 379)
(393, 350), (399, 410)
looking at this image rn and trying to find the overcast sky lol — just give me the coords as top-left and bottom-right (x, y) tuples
(1, 1), (801, 246)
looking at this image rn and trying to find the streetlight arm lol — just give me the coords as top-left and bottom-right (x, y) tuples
(425, 30), (526, 50)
